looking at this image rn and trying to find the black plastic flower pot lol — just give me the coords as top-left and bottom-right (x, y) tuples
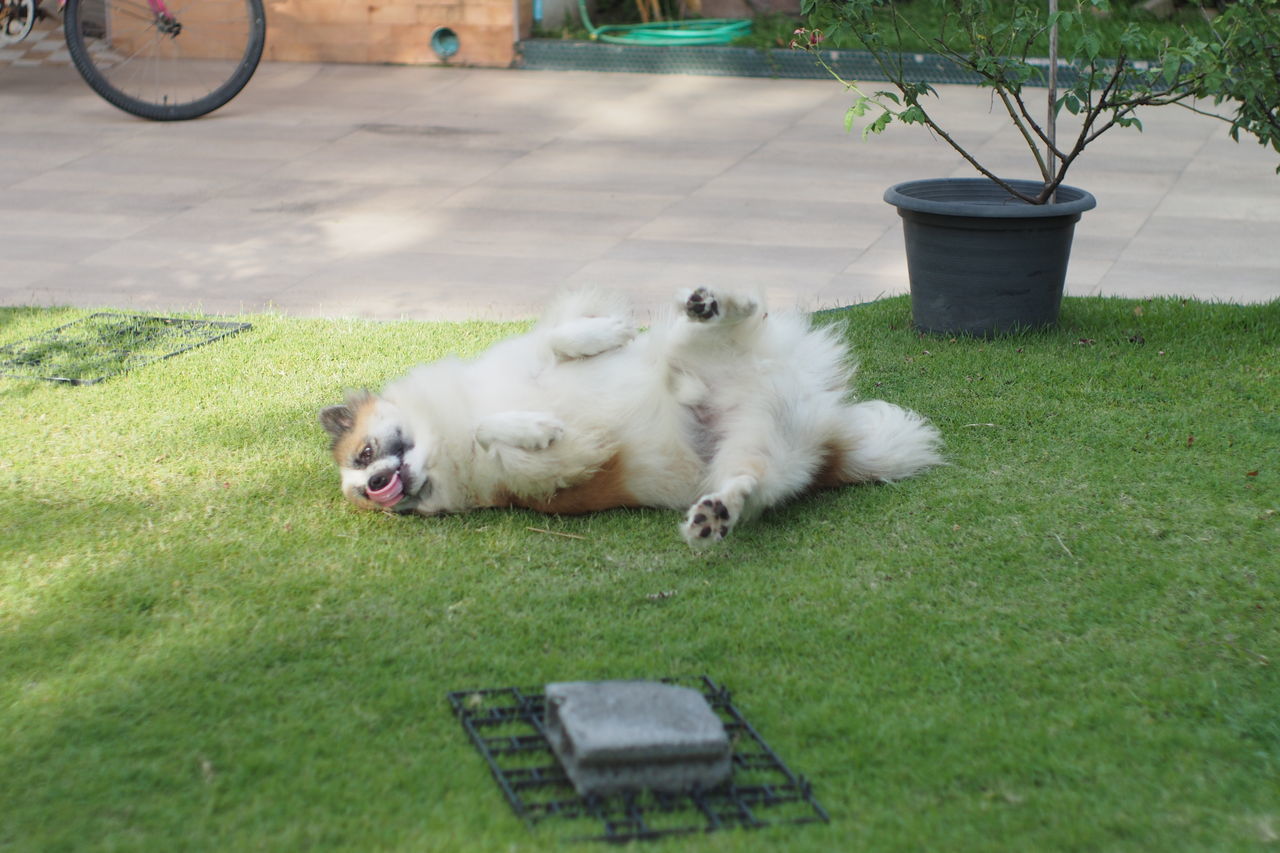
(884, 178), (1097, 336)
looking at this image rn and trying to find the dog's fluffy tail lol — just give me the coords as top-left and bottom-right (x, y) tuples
(836, 400), (944, 484)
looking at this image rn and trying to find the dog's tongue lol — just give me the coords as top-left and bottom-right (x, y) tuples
(367, 471), (403, 507)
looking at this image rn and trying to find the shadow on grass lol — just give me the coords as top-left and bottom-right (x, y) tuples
(3, 296), (1278, 849)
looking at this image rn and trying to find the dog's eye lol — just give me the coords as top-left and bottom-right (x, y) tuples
(358, 444), (374, 466)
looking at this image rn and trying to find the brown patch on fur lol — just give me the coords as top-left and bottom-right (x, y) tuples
(812, 439), (853, 489)
(331, 394), (379, 464)
(500, 453), (638, 515)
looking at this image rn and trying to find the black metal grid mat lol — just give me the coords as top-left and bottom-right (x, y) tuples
(447, 675), (829, 843)
(0, 313), (251, 385)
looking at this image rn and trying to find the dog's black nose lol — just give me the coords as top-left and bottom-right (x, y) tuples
(368, 471), (391, 492)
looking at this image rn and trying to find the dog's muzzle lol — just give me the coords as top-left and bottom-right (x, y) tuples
(365, 468), (404, 507)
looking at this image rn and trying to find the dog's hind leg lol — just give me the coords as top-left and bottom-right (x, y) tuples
(682, 473), (756, 545)
(680, 408), (822, 546)
(681, 452), (815, 547)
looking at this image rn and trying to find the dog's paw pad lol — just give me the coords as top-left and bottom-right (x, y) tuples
(682, 497), (732, 546)
(685, 287), (719, 322)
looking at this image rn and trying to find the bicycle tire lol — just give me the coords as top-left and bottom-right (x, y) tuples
(2, 0), (37, 44)
(64, 0), (265, 121)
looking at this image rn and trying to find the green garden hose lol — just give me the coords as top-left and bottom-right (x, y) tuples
(577, 0), (751, 45)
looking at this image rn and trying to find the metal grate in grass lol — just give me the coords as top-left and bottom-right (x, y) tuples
(447, 675), (828, 843)
(0, 313), (251, 385)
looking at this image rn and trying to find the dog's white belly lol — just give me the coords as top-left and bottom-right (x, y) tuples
(534, 345), (709, 509)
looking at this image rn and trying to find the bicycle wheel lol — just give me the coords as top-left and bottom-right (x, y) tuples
(64, 0), (265, 121)
(1, 0), (37, 44)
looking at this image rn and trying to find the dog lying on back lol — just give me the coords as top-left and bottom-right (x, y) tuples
(320, 287), (942, 547)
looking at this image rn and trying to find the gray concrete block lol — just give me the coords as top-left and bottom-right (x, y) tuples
(545, 680), (732, 797)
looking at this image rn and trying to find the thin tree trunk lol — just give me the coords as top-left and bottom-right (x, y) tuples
(1047, 0), (1059, 202)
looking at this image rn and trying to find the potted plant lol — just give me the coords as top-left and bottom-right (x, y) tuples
(795, 0), (1279, 335)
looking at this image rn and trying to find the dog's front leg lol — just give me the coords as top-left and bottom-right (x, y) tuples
(474, 411), (565, 451)
(679, 286), (759, 326)
(548, 316), (636, 360)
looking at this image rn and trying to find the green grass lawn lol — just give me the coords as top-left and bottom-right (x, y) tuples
(1, 296), (1277, 851)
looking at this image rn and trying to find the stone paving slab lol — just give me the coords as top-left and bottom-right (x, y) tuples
(545, 680), (732, 797)
(0, 17), (71, 70)
(1, 59), (1275, 322)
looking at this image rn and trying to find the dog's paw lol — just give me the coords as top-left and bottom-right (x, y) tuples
(549, 316), (636, 360)
(511, 416), (563, 450)
(526, 418), (565, 450)
(684, 287), (720, 322)
(475, 412), (564, 452)
(682, 287), (759, 325)
(682, 496), (734, 547)
(402, 444), (431, 493)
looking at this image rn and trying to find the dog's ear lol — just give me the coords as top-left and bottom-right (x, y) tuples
(344, 389), (374, 409)
(321, 389), (377, 441)
(319, 405), (355, 439)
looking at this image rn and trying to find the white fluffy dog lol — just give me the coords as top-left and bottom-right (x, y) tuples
(320, 287), (942, 547)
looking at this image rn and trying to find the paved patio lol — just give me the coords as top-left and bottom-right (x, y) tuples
(2, 53), (1276, 322)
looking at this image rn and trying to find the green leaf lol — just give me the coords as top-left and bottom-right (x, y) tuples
(1081, 32), (1101, 63)
(900, 105), (928, 125)
(861, 110), (893, 140)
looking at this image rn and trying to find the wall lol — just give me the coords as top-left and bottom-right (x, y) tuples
(264, 0), (532, 66)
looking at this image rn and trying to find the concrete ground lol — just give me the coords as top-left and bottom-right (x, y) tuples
(2, 45), (1277, 322)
